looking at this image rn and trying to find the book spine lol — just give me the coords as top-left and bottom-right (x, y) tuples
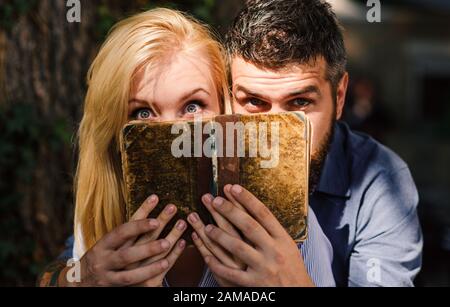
(214, 115), (241, 198)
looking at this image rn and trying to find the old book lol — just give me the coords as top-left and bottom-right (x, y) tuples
(120, 112), (311, 245)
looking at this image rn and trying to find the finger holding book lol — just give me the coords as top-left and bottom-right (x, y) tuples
(126, 195), (187, 287)
(124, 195), (187, 271)
(133, 203), (180, 245)
(137, 219), (187, 266)
(190, 229), (238, 287)
(188, 194), (246, 287)
(135, 236), (187, 287)
(187, 211), (242, 270)
(206, 194), (274, 249)
(201, 193), (243, 239)
(120, 194), (160, 250)
(121, 221), (187, 287)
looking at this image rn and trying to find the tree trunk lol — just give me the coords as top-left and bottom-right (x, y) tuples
(0, 0), (101, 286)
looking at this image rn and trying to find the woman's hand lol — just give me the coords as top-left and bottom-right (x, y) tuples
(69, 195), (187, 287)
(187, 187), (246, 287)
(124, 195), (188, 286)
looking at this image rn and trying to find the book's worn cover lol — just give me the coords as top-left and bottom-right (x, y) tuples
(120, 112), (310, 245)
(215, 112), (310, 242)
(120, 120), (213, 244)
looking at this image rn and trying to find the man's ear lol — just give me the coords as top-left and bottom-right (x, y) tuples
(335, 72), (349, 120)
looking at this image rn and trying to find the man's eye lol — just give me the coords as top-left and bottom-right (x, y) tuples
(132, 108), (154, 120)
(184, 102), (203, 114)
(290, 98), (311, 108)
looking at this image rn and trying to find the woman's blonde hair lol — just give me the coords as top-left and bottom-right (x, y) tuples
(74, 8), (230, 255)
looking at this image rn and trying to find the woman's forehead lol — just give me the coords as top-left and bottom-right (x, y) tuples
(132, 52), (215, 92)
(129, 51), (219, 109)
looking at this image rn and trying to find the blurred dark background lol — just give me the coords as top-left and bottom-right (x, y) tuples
(0, 0), (448, 286)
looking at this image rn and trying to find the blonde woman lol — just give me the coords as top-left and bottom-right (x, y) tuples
(38, 8), (335, 287)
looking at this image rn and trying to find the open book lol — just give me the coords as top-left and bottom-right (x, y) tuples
(120, 112), (311, 244)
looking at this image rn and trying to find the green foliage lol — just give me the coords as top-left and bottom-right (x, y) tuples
(96, 4), (117, 40)
(192, 0), (217, 24)
(0, 103), (71, 285)
(95, 0), (217, 39)
(0, 0), (37, 31)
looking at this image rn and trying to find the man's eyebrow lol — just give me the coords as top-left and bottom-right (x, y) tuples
(287, 85), (321, 98)
(234, 85), (270, 100)
(234, 84), (321, 100)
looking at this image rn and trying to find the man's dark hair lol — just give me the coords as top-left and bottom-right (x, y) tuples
(226, 0), (347, 91)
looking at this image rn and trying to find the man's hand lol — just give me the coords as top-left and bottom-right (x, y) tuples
(187, 193), (246, 287)
(190, 184), (314, 287)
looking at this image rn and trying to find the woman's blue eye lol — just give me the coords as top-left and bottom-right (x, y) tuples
(248, 98), (265, 106)
(134, 108), (153, 119)
(185, 103), (201, 114)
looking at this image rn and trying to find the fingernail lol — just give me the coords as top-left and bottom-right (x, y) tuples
(204, 256), (210, 264)
(188, 213), (199, 223)
(161, 240), (170, 249)
(224, 184), (232, 193)
(176, 220), (186, 231)
(149, 219), (159, 227)
(192, 232), (199, 240)
(148, 195), (157, 203)
(205, 225), (213, 233)
(165, 204), (176, 214)
(202, 194), (214, 204)
(213, 197), (224, 207)
(232, 185), (242, 194)
(179, 240), (186, 249)
(161, 259), (169, 269)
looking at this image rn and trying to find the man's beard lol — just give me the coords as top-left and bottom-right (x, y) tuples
(309, 115), (336, 195)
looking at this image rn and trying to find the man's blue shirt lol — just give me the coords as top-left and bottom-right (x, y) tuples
(311, 121), (423, 286)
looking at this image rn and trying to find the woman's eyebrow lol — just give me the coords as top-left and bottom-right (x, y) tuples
(128, 98), (149, 104)
(128, 88), (210, 105)
(127, 99), (160, 115)
(181, 88), (210, 101)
